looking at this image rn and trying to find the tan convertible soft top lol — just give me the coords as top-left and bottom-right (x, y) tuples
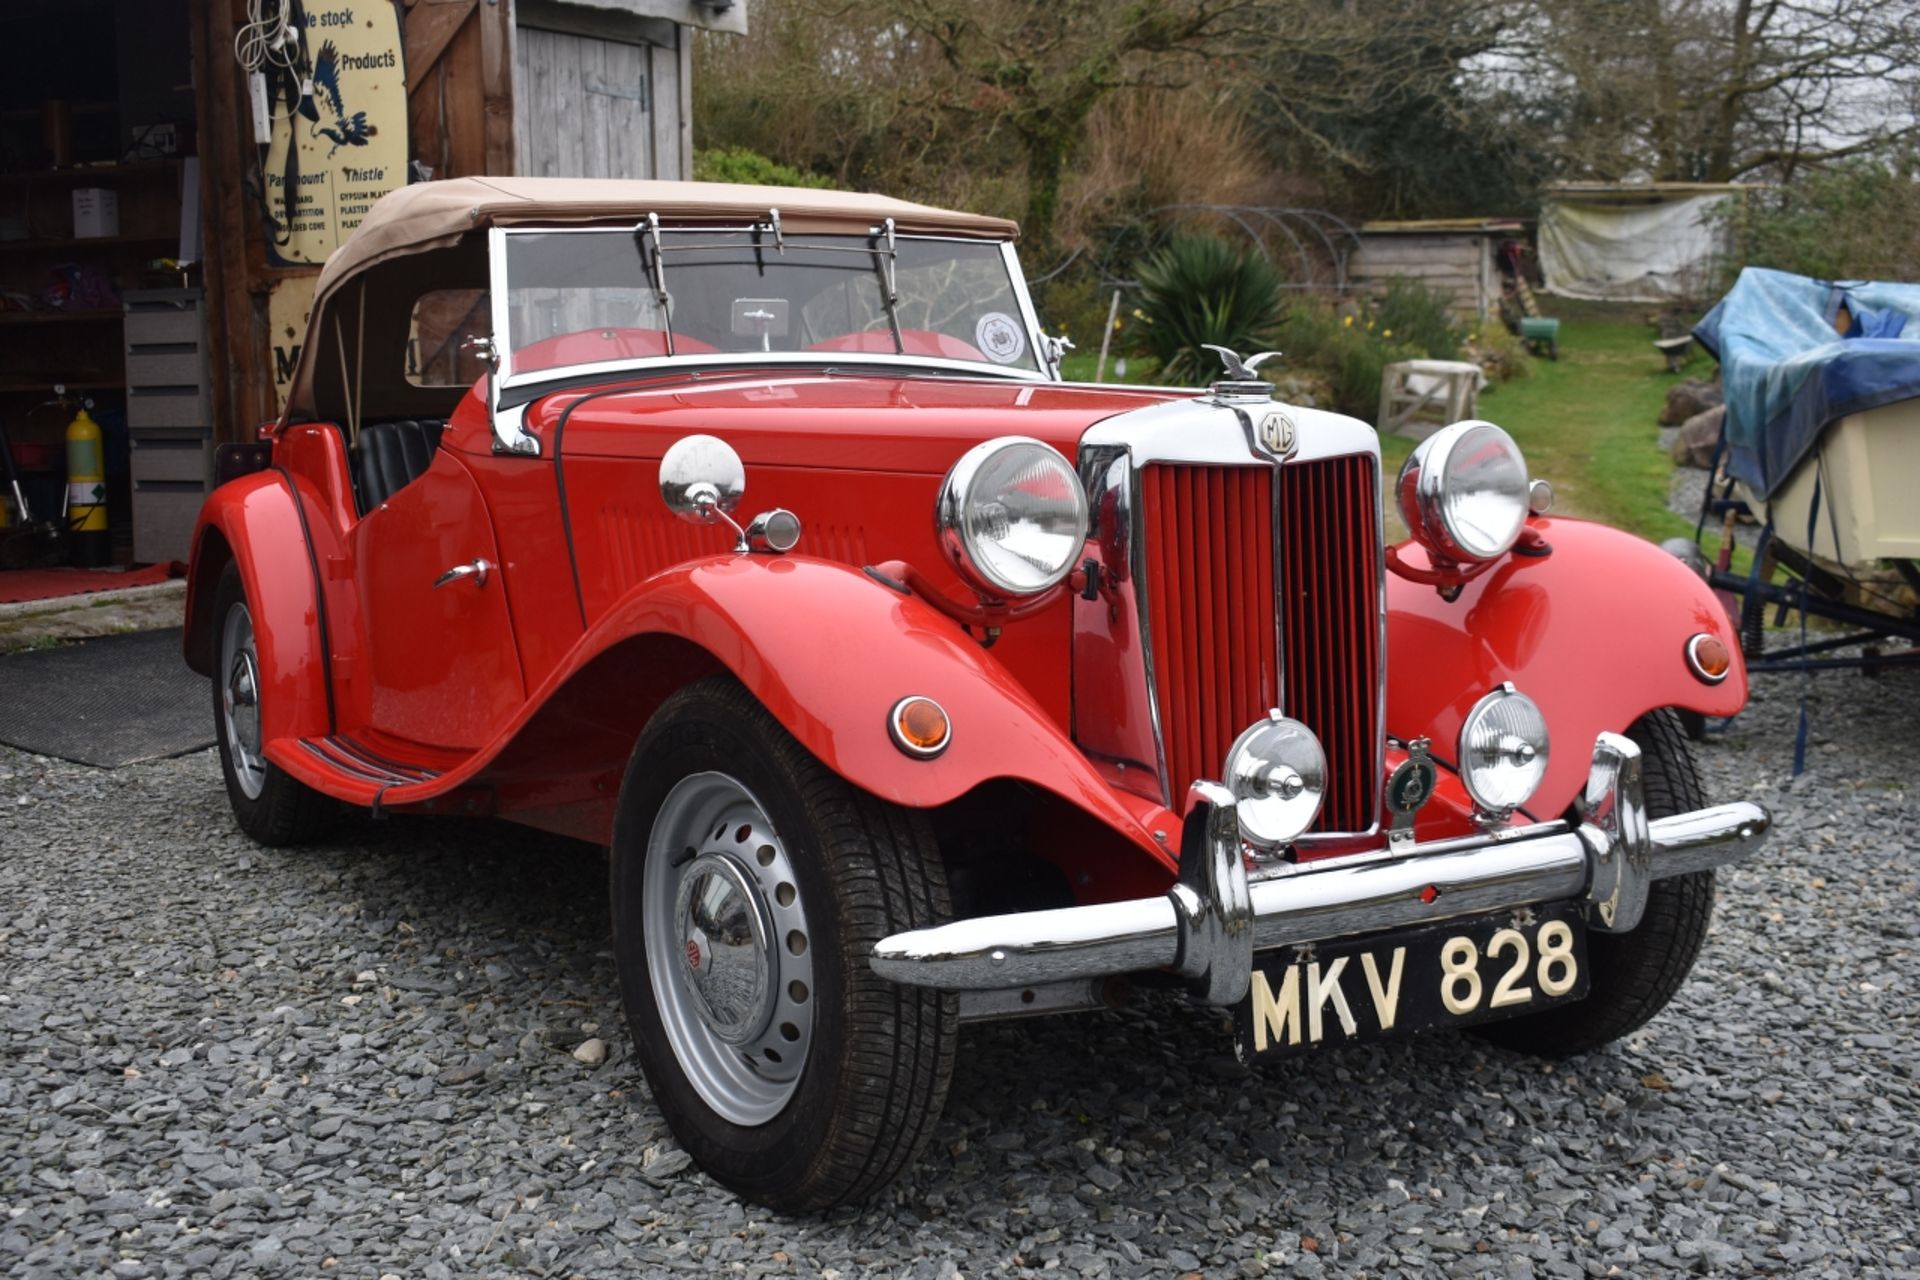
(284, 177), (1019, 423)
(316, 176), (1019, 295)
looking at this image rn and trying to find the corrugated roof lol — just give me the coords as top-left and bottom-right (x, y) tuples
(1546, 182), (1757, 200)
(1359, 218), (1528, 234)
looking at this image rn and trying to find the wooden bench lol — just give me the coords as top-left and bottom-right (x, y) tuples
(1654, 334), (1694, 373)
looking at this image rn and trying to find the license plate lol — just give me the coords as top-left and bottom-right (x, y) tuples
(1234, 902), (1590, 1061)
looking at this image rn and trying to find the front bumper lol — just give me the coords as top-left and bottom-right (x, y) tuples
(871, 733), (1770, 1006)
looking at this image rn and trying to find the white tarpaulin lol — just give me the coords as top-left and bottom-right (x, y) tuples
(1539, 192), (1735, 302)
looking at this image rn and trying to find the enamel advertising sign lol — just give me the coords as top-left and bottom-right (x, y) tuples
(265, 1), (409, 265)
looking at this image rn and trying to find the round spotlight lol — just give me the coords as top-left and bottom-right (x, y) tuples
(1222, 713), (1326, 848)
(1457, 683), (1550, 816)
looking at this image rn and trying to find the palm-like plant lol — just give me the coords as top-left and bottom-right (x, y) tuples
(1131, 234), (1285, 385)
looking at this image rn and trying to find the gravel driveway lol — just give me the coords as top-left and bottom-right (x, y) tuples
(3, 667), (1915, 1279)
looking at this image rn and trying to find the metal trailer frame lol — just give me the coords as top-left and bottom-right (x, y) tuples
(1693, 474), (1920, 678)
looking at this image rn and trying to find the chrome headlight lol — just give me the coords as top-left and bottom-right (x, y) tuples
(1397, 420), (1530, 562)
(936, 437), (1090, 596)
(1223, 713), (1326, 848)
(1457, 683), (1549, 815)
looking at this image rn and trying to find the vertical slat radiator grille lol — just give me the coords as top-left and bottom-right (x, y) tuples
(1139, 455), (1381, 835)
(1139, 466), (1277, 806)
(1276, 453), (1382, 833)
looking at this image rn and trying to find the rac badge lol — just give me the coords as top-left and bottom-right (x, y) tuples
(1260, 410), (1297, 457)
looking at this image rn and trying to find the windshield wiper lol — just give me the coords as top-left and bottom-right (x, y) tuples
(636, 211), (676, 357)
(870, 217), (904, 354)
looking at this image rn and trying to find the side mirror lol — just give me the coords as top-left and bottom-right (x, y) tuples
(660, 434), (746, 525)
(659, 433), (803, 555)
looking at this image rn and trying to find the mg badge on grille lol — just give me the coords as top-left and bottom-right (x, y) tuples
(1260, 411), (1297, 457)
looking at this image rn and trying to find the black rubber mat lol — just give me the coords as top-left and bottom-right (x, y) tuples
(0, 628), (212, 767)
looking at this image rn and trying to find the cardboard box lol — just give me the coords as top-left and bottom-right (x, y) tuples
(72, 187), (119, 239)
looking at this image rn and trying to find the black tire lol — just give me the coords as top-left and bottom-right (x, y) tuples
(1476, 708), (1715, 1056)
(610, 677), (957, 1212)
(210, 563), (333, 846)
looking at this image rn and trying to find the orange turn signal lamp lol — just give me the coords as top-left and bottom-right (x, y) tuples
(1685, 633), (1732, 684)
(889, 696), (951, 758)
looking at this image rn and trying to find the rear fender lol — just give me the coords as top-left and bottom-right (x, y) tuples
(502, 555), (1171, 869)
(182, 470), (332, 741)
(1389, 516), (1746, 820)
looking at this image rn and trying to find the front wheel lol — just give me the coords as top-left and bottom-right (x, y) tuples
(610, 678), (957, 1211)
(1476, 708), (1716, 1056)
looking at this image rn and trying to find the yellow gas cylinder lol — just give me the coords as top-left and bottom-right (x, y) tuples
(65, 405), (109, 566)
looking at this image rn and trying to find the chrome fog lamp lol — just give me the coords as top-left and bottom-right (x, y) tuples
(1222, 713), (1326, 849)
(936, 437), (1090, 596)
(1397, 420), (1531, 562)
(1458, 683), (1550, 816)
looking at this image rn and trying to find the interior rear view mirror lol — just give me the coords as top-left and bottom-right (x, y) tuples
(731, 298), (790, 350)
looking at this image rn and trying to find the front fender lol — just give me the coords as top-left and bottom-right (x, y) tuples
(545, 554), (1165, 861)
(1389, 516), (1746, 820)
(182, 470), (331, 742)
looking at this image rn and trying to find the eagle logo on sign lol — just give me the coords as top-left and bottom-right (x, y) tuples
(310, 41), (373, 156)
(1260, 410), (1297, 456)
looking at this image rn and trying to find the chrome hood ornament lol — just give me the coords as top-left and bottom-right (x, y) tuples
(1201, 344), (1282, 400)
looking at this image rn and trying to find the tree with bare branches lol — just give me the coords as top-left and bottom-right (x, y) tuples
(1517, 0), (1920, 182)
(883, 0), (1265, 267)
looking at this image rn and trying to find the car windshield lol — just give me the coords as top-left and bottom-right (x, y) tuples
(499, 228), (1042, 377)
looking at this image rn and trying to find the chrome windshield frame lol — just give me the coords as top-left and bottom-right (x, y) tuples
(483, 222), (1055, 456)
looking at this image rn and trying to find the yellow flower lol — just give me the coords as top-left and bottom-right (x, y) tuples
(1112, 319), (1123, 331)
(1383, 329), (1393, 338)
(1343, 315), (1354, 327)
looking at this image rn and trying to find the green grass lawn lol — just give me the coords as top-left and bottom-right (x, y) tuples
(1440, 309), (1720, 550)
(1059, 350), (1159, 383)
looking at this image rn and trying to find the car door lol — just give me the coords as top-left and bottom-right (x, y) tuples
(354, 450), (526, 751)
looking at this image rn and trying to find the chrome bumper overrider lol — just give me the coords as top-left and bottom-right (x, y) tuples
(871, 733), (1770, 1006)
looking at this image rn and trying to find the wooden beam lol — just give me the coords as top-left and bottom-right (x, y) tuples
(192, 0), (280, 439)
(481, 0), (518, 174)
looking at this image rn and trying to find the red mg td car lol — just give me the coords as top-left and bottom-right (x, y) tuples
(185, 178), (1770, 1211)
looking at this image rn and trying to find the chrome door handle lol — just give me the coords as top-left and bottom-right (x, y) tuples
(433, 558), (493, 590)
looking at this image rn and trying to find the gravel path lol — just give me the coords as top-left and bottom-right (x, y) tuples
(3, 670), (1916, 1279)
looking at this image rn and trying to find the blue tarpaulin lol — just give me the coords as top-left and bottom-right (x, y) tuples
(1693, 267), (1920, 500)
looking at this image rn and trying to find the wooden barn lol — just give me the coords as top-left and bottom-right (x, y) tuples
(1350, 219), (1527, 324)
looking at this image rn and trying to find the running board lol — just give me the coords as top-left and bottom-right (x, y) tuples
(296, 734), (442, 787)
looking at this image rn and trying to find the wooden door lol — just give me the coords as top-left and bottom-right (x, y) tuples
(513, 19), (687, 179)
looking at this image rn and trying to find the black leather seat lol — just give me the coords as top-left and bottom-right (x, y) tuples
(356, 419), (445, 513)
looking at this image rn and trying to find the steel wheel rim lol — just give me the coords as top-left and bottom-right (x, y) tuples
(645, 771), (815, 1126)
(219, 601), (267, 801)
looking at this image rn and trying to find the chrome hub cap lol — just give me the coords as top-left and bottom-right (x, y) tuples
(219, 603), (267, 800)
(674, 853), (773, 1044)
(645, 772), (814, 1126)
